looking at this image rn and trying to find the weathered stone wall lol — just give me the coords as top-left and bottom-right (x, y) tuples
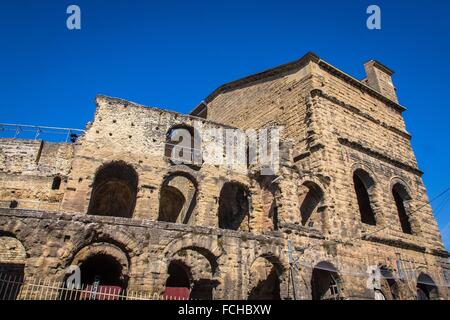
(194, 53), (449, 299)
(0, 208), (447, 300)
(0, 52), (448, 300)
(0, 139), (73, 211)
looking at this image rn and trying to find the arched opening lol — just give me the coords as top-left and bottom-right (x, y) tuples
(51, 176), (62, 190)
(88, 161), (138, 218)
(158, 173), (197, 224)
(311, 261), (342, 300)
(168, 247), (219, 300)
(416, 273), (439, 300)
(190, 279), (216, 300)
(159, 187), (186, 223)
(248, 257), (281, 300)
(392, 183), (413, 234)
(164, 125), (202, 167)
(77, 254), (127, 300)
(80, 254), (125, 287)
(353, 169), (376, 225)
(379, 267), (400, 300)
(0, 235), (26, 300)
(165, 261), (191, 300)
(218, 182), (250, 231)
(299, 182), (324, 227)
(258, 176), (280, 231)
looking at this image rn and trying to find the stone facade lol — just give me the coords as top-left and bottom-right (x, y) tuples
(0, 52), (448, 300)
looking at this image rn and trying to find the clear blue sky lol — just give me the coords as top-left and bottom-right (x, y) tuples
(0, 0), (449, 249)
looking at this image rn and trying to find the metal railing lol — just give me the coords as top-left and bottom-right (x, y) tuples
(0, 123), (85, 143)
(0, 273), (189, 300)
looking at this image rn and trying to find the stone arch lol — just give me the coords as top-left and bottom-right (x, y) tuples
(70, 242), (130, 290)
(164, 124), (202, 168)
(256, 175), (281, 231)
(389, 176), (412, 194)
(352, 168), (377, 226)
(248, 255), (283, 300)
(162, 240), (221, 300)
(162, 234), (224, 262)
(416, 272), (439, 300)
(0, 235), (26, 265)
(0, 228), (32, 260)
(163, 238), (222, 276)
(0, 234), (26, 300)
(390, 180), (413, 234)
(88, 161), (138, 218)
(218, 181), (251, 231)
(170, 249), (219, 300)
(158, 172), (197, 224)
(62, 225), (140, 273)
(298, 180), (325, 228)
(311, 261), (342, 300)
(378, 266), (401, 300)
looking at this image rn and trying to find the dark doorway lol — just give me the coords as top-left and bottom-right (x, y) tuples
(392, 183), (412, 234)
(80, 254), (124, 287)
(299, 182), (323, 227)
(248, 268), (281, 300)
(158, 186), (186, 223)
(248, 257), (281, 300)
(0, 263), (24, 300)
(311, 262), (341, 300)
(165, 262), (191, 300)
(218, 182), (250, 231)
(353, 171), (376, 225)
(416, 273), (438, 300)
(51, 176), (62, 190)
(379, 267), (400, 300)
(77, 254), (126, 300)
(190, 279), (216, 300)
(158, 174), (197, 224)
(88, 161), (138, 218)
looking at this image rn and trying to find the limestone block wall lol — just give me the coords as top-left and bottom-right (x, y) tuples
(0, 52), (448, 300)
(60, 95), (276, 235)
(0, 139), (73, 211)
(0, 209), (448, 300)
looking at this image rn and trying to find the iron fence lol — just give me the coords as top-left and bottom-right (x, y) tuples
(0, 123), (84, 143)
(0, 273), (188, 300)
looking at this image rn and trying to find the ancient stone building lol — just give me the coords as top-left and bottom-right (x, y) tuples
(0, 52), (449, 300)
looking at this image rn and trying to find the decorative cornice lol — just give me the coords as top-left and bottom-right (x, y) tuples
(316, 60), (406, 113)
(310, 89), (411, 140)
(193, 52), (320, 114)
(192, 52), (407, 116)
(338, 137), (423, 177)
(363, 234), (427, 253)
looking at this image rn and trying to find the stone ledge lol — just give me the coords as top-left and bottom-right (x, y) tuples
(338, 137), (423, 176)
(362, 234), (427, 253)
(280, 222), (325, 240)
(311, 88), (411, 140)
(0, 208), (284, 245)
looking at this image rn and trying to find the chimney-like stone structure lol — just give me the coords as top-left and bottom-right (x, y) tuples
(364, 60), (398, 102)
